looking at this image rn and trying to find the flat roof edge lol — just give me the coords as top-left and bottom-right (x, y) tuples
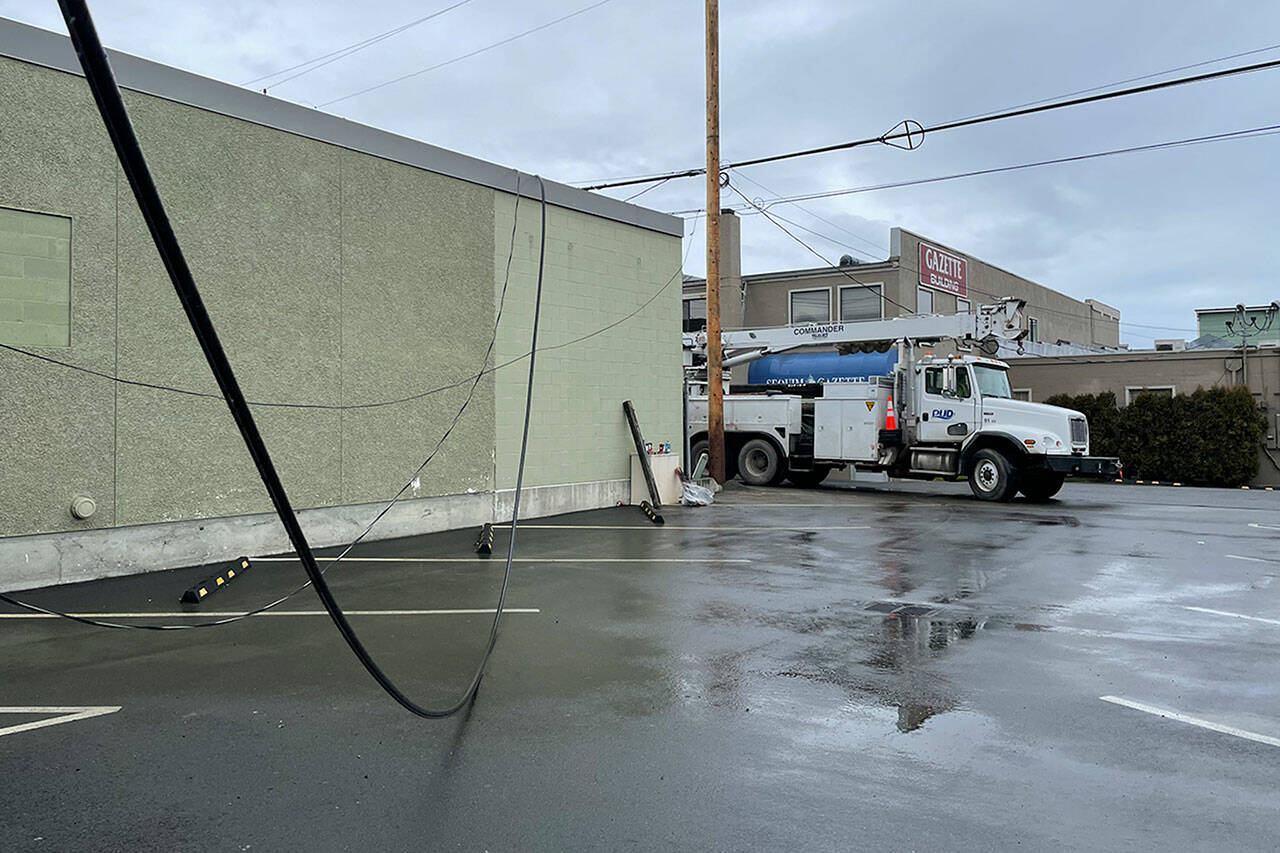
(0, 17), (683, 238)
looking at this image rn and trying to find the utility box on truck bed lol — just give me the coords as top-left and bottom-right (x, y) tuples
(813, 380), (890, 462)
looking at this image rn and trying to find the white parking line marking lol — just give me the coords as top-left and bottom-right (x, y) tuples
(1226, 554), (1277, 564)
(252, 556), (751, 564)
(0, 609), (539, 619)
(1248, 523), (1280, 531)
(1183, 606), (1280, 627)
(1100, 696), (1280, 748)
(494, 524), (872, 530)
(0, 706), (122, 738)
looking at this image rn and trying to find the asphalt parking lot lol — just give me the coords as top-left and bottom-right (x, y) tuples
(2, 479), (1279, 851)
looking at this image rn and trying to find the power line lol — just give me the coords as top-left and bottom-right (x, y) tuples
(943, 40), (1280, 125)
(318, 0), (619, 108)
(724, 184), (914, 315)
(241, 0), (475, 90)
(574, 40), (1280, 188)
(666, 122), (1280, 215)
(582, 55), (1280, 190)
(725, 181), (1202, 338)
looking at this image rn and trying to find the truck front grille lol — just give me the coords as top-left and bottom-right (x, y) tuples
(1069, 417), (1088, 446)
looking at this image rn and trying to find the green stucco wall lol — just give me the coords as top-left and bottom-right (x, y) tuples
(1, 53), (675, 544)
(1197, 309), (1280, 347)
(493, 194), (683, 490)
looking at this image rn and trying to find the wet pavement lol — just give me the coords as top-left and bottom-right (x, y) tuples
(2, 480), (1279, 851)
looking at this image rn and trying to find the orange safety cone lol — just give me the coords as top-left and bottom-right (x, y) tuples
(885, 395), (897, 430)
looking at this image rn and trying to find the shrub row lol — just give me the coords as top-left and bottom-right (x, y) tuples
(1043, 386), (1266, 487)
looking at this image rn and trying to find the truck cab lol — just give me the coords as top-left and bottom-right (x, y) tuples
(905, 355), (1110, 500)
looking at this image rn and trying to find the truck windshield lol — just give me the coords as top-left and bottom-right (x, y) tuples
(973, 365), (1012, 398)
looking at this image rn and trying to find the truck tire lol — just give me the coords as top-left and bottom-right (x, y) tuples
(738, 438), (783, 486)
(968, 448), (1019, 502)
(691, 439), (737, 480)
(691, 439), (709, 476)
(786, 465), (832, 488)
(1019, 471), (1065, 502)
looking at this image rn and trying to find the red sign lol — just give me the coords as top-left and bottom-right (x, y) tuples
(918, 242), (967, 297)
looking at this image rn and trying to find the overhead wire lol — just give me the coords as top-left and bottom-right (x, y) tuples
(582, 54), (1280, 190)
(725, 182), (1200, 341)
(317, 0), (619, 108)
(666, 123), (1280, 216)
(240, 0), (475, 90)
(722, 182), (912, 315)
(574, 40), (1280, 189)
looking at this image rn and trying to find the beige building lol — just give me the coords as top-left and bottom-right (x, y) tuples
(1004, 347), (1280, 486)
(684, 215), (1120, 353)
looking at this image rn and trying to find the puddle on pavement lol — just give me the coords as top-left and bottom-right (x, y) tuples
(765, 607), (989, 733)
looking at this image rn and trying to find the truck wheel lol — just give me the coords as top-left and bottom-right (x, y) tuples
(1019, 472), (1065, 502)
(786, 466), (832, 488)
(691, 440), (709, 476)
(968, 449), (1019, 502)
(691, 439), (737, 480)
(738, 438), (782, 486)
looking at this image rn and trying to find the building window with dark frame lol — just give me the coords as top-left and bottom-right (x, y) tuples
(789, 288), (831, 324)
(682, 297), (706, 332)
(917, 286), (934, 315)
(956, 297), (971, 314)
(838, 284), (881, 322)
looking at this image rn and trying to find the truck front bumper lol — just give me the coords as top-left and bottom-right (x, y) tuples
(1043, 455), (1121, 479)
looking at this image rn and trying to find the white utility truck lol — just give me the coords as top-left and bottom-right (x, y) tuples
(684, 299), (1120, 501)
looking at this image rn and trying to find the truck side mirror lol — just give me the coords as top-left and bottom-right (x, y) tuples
(943, 367), (956, 396)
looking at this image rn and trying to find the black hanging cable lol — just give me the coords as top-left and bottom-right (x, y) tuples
(43, 0), (545, 718)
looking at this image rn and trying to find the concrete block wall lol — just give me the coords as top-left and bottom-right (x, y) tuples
(0, 206), (71, 347)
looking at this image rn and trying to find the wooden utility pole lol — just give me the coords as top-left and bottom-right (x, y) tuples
(705, 0), (725, 484)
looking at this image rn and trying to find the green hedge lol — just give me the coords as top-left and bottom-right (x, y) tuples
(1043, 387), (1265, 487)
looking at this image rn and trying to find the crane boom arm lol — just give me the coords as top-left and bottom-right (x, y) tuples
(686, 298), (1027, 367)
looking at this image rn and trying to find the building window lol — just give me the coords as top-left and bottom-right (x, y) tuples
(1028, 317), (1039, 342)
(917, 286), (934, 315)
(838, 284), (881, 322)
(1012, 388), (1032, 402)
(682, 297), (706, 332)
(956, 297), (971, 314)
(1125, 386), (1175, 405)
(0, 206), (71, 347)
(789, 288), (831, 324)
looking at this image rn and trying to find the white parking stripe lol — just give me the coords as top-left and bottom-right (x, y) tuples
(1182, 606), (1280, 627)
(1226, 554), (1277, 564)
(1100, 696), (1280, 748)
(0, 706), (121, 738)
(251, 556), (751, 564)
(0, 609), (540, 619)
(1248, 523), (1280, 531)
(494, 524), (872, 530)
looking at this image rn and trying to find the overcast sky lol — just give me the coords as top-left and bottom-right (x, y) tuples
(5, 0), (1279, 346)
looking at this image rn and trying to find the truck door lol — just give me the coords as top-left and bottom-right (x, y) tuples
(918, 365), (978, 443)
